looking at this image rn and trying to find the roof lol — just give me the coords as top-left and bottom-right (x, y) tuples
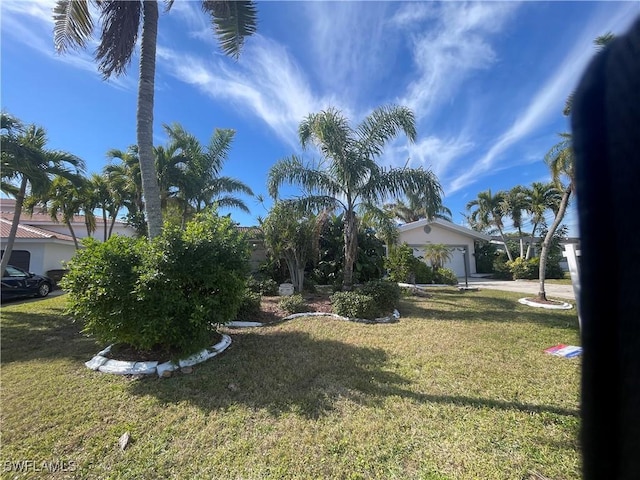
(0, 218), (76, 242)
(397, 218), (493, 241)
(0, 198), (127, 228)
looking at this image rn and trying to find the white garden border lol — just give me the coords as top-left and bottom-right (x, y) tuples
(86, 309), (401, 377)
(518, 298), (573, 310)
(85, 334), (232, 377)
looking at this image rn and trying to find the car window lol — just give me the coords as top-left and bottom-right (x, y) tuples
(5, 266), (27, 277)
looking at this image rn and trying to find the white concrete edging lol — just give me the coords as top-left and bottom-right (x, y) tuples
(85, 334), (232, 377)
(518, 298), (573, 310)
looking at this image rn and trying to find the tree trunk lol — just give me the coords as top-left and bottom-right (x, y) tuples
(537, 187), (572, 300)
(66, 221), (79, 250)
(342, 209), (358, 291)
(137, 0), (163, 239)
(497, 227), (514, 262)
(102, 209), (108, 242)
(0, 177), (28, 277)
(525, 222), (539, 260)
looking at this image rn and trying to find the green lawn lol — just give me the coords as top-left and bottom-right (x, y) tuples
(1, 289), (581, 480)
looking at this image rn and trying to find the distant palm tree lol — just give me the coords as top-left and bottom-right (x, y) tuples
(466, 189), (513, 262)
(525, 181), (562, 259)
(422, 243), (452, 271)
(501, 186), (530, 258)
(0, 113), (85, 274)
(268, 105), (444, 290)
(384, 190), (452, 223)
(161, 123), (254, 227)
(54, 0), (258, 238)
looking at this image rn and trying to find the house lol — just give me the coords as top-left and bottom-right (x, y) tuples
(0, 198), (136, 277)
(396, 218), (493, 277)
(236, 226), (267, 273)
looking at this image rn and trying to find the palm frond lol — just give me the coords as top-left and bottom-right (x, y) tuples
(94, 0), (142, 78)
(202, 1), (258, 60)
(267, 156), (341, 200)
(53, 0), (94, 53)
(356, 104), (417, 158)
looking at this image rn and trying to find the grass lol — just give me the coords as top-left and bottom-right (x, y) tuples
(1, 289), (581, 479)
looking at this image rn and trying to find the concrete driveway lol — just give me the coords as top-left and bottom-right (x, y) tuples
(458, 277), (576, 300)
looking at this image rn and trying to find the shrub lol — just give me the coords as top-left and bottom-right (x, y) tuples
(358, 280), (401, 314)
(508, 257), (537, 280)
(492, 251), (512, 279)
(433, 268), (458, 285)
(278, 294), (308, 314)
(330, 291), (378, 319)
(385, 243), (422, 283)
(247, 276), (279, 296)
(414, 261), (434, 284)
(61, 211), (250, 358)
(235, 289), (262, 320)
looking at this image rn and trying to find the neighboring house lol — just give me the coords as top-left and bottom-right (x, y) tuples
(396, 218), (493, 277)
(0, 198), (136, 277)
(236, 226), (267, 273)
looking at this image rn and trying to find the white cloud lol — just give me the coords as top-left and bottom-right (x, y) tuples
(0, 0), (135, 90)
(397, 2), (519, 119)
(449, 2), (640, 193)
(157, 36), (339, 150)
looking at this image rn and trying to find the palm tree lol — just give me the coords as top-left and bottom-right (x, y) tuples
(104, 146), (145, 232)
(161, 123), (254, 227)
(384, 190), (452, 223)
(501, 186), (529, 258)
(466, 189), (514, 262)
(422, 243), (452, 271)
(0, 113), (85, 274)
(525, 181), (562, 259)
(537, 133), (574, 301)
(268, 105), (444, 290)
(53, 0), (258, 238)
(26, 176), (91, 249)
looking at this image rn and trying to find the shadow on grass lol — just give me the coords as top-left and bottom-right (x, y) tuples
(401, 292), (579, 331)
(0, 309), (99, 364)
(126, 328), (578, 420)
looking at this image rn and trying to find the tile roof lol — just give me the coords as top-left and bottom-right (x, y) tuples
(0, 218), (76, 242)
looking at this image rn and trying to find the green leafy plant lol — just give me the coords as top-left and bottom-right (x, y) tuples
(433, 267), (458, 285)
(61, 210), (250, 358)
(358, 280), (401, 314)
(278, 294), (308, 314)
(330, 291), (378, 319)
(235, 289), (262, 320)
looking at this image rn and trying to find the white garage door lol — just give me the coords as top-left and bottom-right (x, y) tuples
(444, 249), (466, 277)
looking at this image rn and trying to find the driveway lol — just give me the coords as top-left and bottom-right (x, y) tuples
(458, 277), (576, 300)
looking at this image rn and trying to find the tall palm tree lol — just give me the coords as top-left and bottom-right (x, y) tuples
(525, 181), (562, 259)
(466, 189), (513, 262)
(501, 186), (529, 258)
(268, 105), (444, 290)
(0, 113), (85, 274)
(537, 133), (574, 301)
(53, 0), (258, 238)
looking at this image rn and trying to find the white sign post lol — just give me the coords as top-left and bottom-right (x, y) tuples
(563, 243), (582, 330)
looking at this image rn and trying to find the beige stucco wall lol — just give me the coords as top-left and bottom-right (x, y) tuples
(398, 224), (478, 276)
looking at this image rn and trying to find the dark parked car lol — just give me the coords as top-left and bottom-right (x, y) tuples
(1, 265), (53, 301)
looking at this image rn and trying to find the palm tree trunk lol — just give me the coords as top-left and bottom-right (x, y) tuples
(0, 177), (28, 276)
(65, 221), (80, 249)
(108, 215), (116, 239)
(497, 227), (514, 262)
(102, 209), (108, 242)
(137, 0), (163, 239)
(342, 209), (358, 291)
(525, 222), (539, 260)
(537, 187), (571, 300)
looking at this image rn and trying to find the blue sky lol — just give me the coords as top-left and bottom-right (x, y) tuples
(2, 1), (639, 236)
